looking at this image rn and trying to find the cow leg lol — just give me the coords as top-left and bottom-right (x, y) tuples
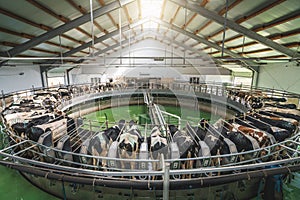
(181, 162), (186, 179)
(150, 153), (156, 180)
(92, 148), (99, 168)
(118, 150), (126, 179)
(131, 153), (137, 179)
(186, 152), (193, 179)
(118, 149), (125, 168)
(100, 150), (108, 170)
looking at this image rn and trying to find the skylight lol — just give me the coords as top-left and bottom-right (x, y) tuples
(140, 0), (163, 18)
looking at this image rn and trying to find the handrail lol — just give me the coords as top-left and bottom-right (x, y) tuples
(1, 139), (300, 178)
(1, 127), (300, 174)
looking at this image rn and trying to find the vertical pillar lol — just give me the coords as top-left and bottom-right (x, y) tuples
(1, 90), (5, 109)
(162, 154), (170, 200)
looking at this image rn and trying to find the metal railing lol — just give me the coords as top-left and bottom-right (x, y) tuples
(0, 129), (300, 179)
(1, 81), (300, 182)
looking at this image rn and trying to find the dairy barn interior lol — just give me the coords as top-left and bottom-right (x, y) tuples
(0, 0), (300, 200)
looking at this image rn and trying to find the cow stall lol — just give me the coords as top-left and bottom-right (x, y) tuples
(37, 131), (55, 163)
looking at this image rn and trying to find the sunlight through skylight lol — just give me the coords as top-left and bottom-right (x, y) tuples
(141, 0), (163, 18)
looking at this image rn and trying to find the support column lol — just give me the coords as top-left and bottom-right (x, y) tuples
(162, 155), (170, 200)
(251, 65), (260, 88)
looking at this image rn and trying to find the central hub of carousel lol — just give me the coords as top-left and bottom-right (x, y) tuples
(0, 82), (300, 200)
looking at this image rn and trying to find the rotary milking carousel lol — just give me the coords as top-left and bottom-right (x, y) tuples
(1, 80), (300, 200)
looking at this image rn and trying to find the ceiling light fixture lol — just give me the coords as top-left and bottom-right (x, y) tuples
(0, 72), (24, 76)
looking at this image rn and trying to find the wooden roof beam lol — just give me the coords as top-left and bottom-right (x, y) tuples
(1, 41), (60, 55)
(137, 0), (143, 31)
(152, 17), (257, 68)
(97, 0), (119, 28)
(171, 0), (300, 58)
(0, 7), (51, 31)
(223, 20), (300, 44)
(0, 7), (84, 45)
(123, 5), (133, 24)
(41, 18), (148, 66)
(226, 28), (300, 51)
(65, 0), (109, 48)
(207, 0), (286, 39)
(5, 0), (134, 57)
(194, 0), (242, 35)
(162, 5), (181, 37)
(66, 0), (108, 34)
(157, 0), (167, 31)
(26, 0), (92, 38)
(173, 0), (209, 42)
(0, 27), (87, 53)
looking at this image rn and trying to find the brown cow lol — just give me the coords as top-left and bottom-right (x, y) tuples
(231, 123), (269, 147)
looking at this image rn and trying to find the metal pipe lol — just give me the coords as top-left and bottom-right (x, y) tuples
(119, 8), (122, 64)
(162, 154), (170, 200)
(89, 0), (95, 56)
(160, 110), (181, 130)
(0, 160), (299, 190)
(221, 0), (229, 57)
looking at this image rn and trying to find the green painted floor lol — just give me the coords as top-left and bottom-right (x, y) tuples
(82, 104), (214, 132)
(0, 165), (59, 200)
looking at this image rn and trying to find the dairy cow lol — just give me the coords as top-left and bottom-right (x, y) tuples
(27, 116), (76, 142)
(168, 125), (197, 176)
(118, 121), (143, 171)
(88, 120), (124, 167)
(230, 123), (269, 147)
(147, 126), (168, 170)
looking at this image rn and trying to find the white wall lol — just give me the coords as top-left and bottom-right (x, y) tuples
(48, 77), (65, 87)
(0, 65), (42, 94)
(257, 62), (300, 94)
(71, 39), (231, 84)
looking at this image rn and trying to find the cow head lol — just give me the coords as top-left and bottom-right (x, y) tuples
(150, 142), (168, 159)
(195, 127), (206, 141)
(168, 125), (178, 136)
(128, 120), (135, 128)
(199, 118), (209, 130)
(27, 126), (45, 142)
(118, 119), (126, 131)
(149, 126), (168, 159)
(119, 141), (135, 156)
(104, 127), (120, 142)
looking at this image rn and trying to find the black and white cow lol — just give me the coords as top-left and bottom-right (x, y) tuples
(88, 120), (124, 167)
(193, 122), (223, 156)
(11, 114), (54, 138)
(118, 120), (143, 171)
(27, 116), (76, 142)
(168, 124), (197, 175)
(88, 131), (111, 167)
(191, 120), (229, 167)
(147, 126), (168, 170)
